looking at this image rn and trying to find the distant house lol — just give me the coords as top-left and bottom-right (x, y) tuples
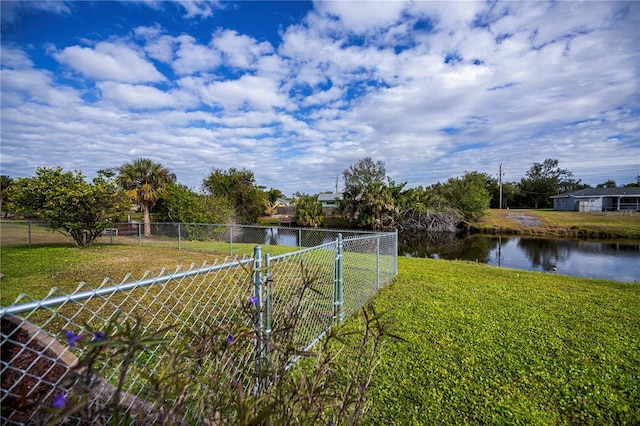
(275, 198), (295, 216)
(551, 188), (640, 212)
(317, 192), (343, 215)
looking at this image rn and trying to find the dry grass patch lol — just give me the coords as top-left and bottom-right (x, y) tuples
(475, 209), (640, 238)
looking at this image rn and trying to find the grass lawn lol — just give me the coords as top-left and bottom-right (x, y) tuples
(475, 209), (640, 238)
(357, 257), (640, 424)
(0, 243), (302, 306)
(1, 245), (638, 424)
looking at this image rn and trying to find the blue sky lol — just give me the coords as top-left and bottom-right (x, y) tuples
(1, 0), (639, 196)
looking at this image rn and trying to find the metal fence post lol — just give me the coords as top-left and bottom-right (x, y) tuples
(376, 235), (381, 290)
(264, 253), (272, 374)
(229, 225), (233, 256)
(253, 245), (265, 392)
(394, 229), (399, 275)
(138, 223), (142, 247)
(334, 233), (344, 323)
(177, 223), (182, 250)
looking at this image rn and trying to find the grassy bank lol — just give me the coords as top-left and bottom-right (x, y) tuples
(1, 246), (638, 423)
(358, 257), (640, 424)
(0, 243), (298, 306)
(473, 209), (640, 239)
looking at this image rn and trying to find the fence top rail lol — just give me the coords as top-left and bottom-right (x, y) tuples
(2, 220), (396, 235)
(342, 234), (388, 243)
(0, 256), (254, 317)
(109, 222), (393, 235)
(267, 240), (338, 262)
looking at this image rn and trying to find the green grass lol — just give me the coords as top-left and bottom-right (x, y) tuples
(475, 209), (640, 238)
(354, 257), (640, 424)
(0, 243), (302, 306)
(2, 245), (638, 424)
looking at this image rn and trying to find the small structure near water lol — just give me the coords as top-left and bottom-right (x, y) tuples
(551, 187), (640, 212)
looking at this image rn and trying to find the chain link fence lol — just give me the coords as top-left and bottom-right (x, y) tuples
(1, 221), (387, 254)
(1, 227), (397, 424)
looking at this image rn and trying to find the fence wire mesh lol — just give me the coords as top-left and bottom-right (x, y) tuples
(1, 225), (397, 424)
(1, 221), (389, 254)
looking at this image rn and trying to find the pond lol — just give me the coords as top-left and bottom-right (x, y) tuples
(399, 233), (640, 283)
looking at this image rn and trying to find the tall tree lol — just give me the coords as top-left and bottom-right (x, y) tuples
(117, 158), (175, 237)
(202, 167), (266, 224)
(435, 171), (491, 221)
(265, 187), (285, 216)
(7, 167), (126, 246)
(519, 158), (574, 208)
(294, 194), (324, 227)
(342, 157), (397, 230)
(154, 183), (233, 224)
(0, 175), (12, 218)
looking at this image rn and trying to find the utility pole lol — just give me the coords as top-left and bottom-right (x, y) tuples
(335, 174), (339, 193)
(499, 163), (503, 210)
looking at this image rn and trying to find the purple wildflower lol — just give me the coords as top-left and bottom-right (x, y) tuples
(226, 333), (234, 344)
(92, 331), (105, 342)
(248, 295), (258, 305)
(65, 330), (82, 347)
(52, 393), (66, 409)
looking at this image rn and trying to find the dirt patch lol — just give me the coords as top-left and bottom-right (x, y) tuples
(1, 315), (76, 423)
(506, 213), (543, 228)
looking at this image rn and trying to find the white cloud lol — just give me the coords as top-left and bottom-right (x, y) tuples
(212, 29), (274, 69)
(174, 0), (221, 19)
(0, 45), (34, 69)
(313, 0), (408, 34)
(1, 1), (71, 24)
(172, 35), (221, 75)
(96, 82), (183, 109)
(200, 75), (288, 111)
(53, 42), (166, 83)
(1, 68), (80, 107)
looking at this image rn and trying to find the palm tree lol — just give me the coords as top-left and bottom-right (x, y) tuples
(117, 158), (175, 237)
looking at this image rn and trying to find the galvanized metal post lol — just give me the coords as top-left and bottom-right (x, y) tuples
(138, 223), (142, 247)
(298, 228), (302, 249)
(177, 223), (182, 250)
(264, 253), (272, 378)
(335, 233), (344, 323)
(394, 228), (399, 275)
(376, 235), (381, 289)
(253, 245), (265, 392)
(229, 225), (233, 256)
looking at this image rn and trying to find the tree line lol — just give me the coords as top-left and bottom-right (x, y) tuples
(1, 157), (638, 245)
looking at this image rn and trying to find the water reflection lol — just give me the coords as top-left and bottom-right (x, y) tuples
(399, 232), (640, 282)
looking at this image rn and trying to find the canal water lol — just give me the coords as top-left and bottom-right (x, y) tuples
(244, 227), (639, 283)
(399, 233), (640, 283)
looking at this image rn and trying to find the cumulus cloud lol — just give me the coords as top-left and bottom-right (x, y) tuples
(212, 29), (274, 69)
(1, 45), (34, 69)
(171, 34), (221, 75)
(313, 0), (408, 34)
(96, 81), (183, 109)
(174, 0), (222, 19)
(200, 75), (288, 111)
(53, 42), (166, 83)
(1, 0), (71, 24)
